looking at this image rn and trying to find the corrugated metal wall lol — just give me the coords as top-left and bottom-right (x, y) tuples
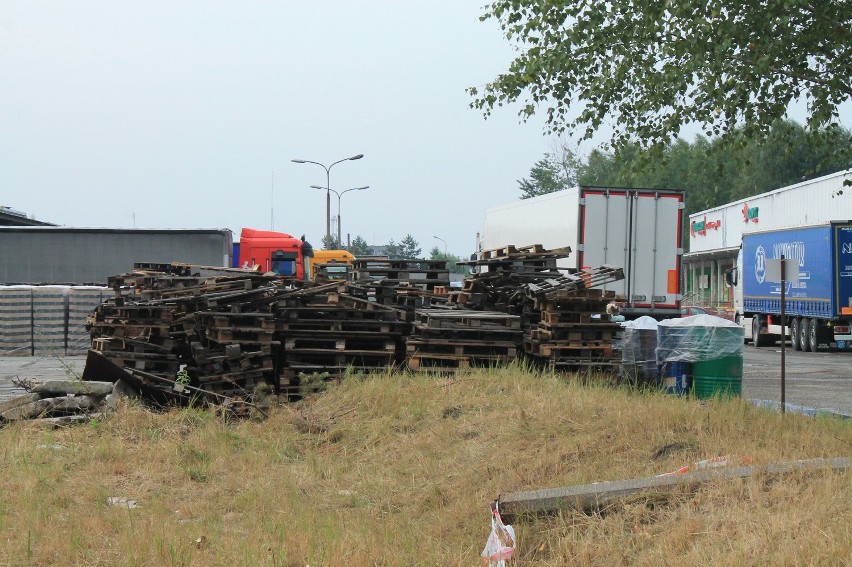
(0, 229), (232, 284)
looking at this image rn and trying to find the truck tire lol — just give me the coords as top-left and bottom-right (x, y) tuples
(790, 318), (800, 351)
(809, 318), (820, 352)
(752, 316), (766, 347)
(800, 318), (811, 352)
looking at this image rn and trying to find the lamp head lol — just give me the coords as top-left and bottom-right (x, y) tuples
(291, 159), (307, 164)
(349, 154), (364, 161)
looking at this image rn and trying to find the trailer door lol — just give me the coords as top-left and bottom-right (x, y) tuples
(833, 223), (852, 316)
(579, 189), (630, 297)
(630, 191), (682, 309)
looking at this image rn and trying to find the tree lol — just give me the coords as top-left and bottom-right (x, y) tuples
(399, 234), (422, 259)
(349, 235), (370, 257)
(518, 143), (582, 199)
(429, 247), (462, 272)
(575, 120), (852, 217)
(469, 1), (852, 152)
(384, 239), (403, 259)
(321, 234), (341, 251)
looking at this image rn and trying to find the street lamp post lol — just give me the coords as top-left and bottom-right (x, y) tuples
(292, 154), (364, 246)
(312, 185), (370, 249)
(433, 235), (448, 257)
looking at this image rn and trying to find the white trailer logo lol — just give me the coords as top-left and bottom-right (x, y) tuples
(755, 245), (766, 284)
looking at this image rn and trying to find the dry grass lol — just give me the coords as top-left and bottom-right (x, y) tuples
(0, 365), (849, 566)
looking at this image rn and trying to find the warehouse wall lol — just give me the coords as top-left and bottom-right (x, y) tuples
(0, 228), (232, 284)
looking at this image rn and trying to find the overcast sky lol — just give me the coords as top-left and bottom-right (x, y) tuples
(2, 2), (849, 258)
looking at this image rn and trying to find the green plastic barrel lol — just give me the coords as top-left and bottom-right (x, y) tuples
(692, 354), (742, 399)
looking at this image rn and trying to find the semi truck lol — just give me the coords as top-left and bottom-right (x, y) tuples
(234, 228), (315, 279)
(726, 222), (852, 351)
(233, 228), (354, 280)
(482, 186), (684, 318)
(0, 227), (233, 285)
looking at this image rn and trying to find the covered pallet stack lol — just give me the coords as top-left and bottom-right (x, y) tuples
(67, 286), (109, 355)
(0, 286), (33, 356)
(406, 309), (521, 371)
(32, 286), (69, 356)
(275, 284), (408, 395)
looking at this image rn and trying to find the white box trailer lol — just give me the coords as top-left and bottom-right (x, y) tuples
(482, 186), (685, 318)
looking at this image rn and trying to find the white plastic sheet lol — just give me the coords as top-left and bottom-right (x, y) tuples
(657, 314), (744, 363)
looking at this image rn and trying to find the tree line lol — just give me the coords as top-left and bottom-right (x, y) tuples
(519, 120), (852, 218)
(321, 233), (463, 268)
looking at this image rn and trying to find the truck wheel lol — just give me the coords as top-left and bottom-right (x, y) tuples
(800, 318), (811, 352)
(752, 316), (765, 347)
(809, 318), (820, 352)
(790, 318), (800, 351)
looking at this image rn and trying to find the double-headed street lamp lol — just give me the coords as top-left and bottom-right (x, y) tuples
(311, 185), (370, 249)
(291, 153), (364, 245)
(433, 235), (448, 256)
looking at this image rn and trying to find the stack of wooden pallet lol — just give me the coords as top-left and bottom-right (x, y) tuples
(405, 309), (522, 371)
(274, 284), (409, 395)
(457, 246), (626, 371)
(89, 266), (287, 400)
(346, 258), (451, 318)
(314, 261), (350, 282)
(455, 245), (571, 320)
(351, 258), (450, 290)
(523, 286), (623, 371)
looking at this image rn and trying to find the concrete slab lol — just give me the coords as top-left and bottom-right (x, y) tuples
(0, 356), (87, 400)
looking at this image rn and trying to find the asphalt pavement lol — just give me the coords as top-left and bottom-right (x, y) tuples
(0, 348), (849, 416)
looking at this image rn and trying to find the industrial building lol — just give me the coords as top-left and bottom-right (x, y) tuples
(684, 169), (852, 308)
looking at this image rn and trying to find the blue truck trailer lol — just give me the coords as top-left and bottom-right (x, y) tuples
(727, 222), (852, 351)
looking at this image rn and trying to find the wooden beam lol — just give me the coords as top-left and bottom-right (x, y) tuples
(498, 457), (851, 522)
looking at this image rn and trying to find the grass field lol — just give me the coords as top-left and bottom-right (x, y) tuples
(0, 366), (849, 566)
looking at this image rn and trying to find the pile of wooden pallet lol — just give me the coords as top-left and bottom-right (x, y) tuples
(82, 247), (631, 406)
(350, 258), (450, 311)
(458, 246), (626, 371)
(351, 258), (450, 289)
(275, 284), (409, 395)
(314, 261), (350, 282)
(87, 266), (412, 403)
(89, 266), (286, 401)
(522, 283), (623, 371)
(406, 309), (522, 371)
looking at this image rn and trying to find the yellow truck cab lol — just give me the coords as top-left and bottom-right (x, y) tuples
(312, 250), (355, 280)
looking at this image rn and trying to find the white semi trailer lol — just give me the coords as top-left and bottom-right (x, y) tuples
(482, 186), (685, 318)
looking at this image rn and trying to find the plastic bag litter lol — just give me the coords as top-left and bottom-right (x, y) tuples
(657, 455), (753, 476)
(481, 501), (515, 566)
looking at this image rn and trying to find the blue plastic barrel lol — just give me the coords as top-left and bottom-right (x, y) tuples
(661, 361), (691, 396)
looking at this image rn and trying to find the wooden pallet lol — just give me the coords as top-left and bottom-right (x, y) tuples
(406, 338), (517, 357)
(524, 340), (615, 360)
(414, 309), (522, 329)
(284, 336), (397, 351)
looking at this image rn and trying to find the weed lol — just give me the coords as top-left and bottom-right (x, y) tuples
(0, 367), (847, 565)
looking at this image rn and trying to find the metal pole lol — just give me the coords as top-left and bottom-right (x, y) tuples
(781, 254), (786, 415)
(291, 154), (364, 250)
(337, 192), (342, 250)
(326, 168), (331, 247)
(434, 235), (447, 256)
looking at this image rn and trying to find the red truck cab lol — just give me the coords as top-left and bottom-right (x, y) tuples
(237, 228), (314, 280)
